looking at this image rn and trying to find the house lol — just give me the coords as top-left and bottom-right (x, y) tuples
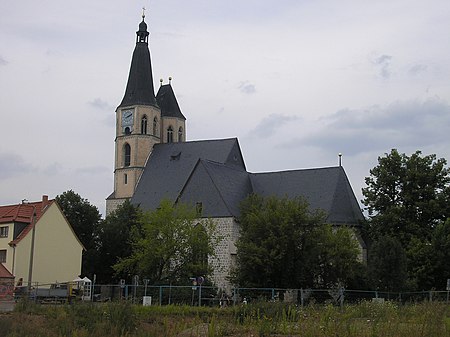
(0, 195), (84, 286)
(0, 262), (15, 303)
(106, 14), (366, 290)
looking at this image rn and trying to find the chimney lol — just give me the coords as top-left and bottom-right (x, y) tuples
(42, 195), (49, 210)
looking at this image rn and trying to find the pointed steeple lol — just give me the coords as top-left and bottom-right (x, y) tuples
(119, 13), (157, 108)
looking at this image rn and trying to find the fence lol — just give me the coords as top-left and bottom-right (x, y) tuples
(13, 281), (450, 306)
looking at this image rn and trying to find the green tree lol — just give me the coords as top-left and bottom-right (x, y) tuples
(363, 149), (450, 245)
(93, 200), (141, 284)
(233, 194), (363, 289)
(430, 219), (450, 289)
(55, 190), (101, 276)
(114, 200), (217, 285)
(367, 236), (407, 291)
(362, 149), (450, 290)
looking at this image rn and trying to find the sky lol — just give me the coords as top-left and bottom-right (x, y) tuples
(1, 0), (450, 217)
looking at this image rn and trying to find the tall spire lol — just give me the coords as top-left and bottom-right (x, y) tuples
(118, 13), (157, 108)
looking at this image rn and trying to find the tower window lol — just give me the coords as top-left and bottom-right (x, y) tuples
(153, 117), (158, 136)
(178, 127), (183, 142)
(124, 173), (128, 184)
(124, 143), (131, 167)
(124, 127), (131, 135)
(167, 126), (174, 143)
(141, 115), (148, 134)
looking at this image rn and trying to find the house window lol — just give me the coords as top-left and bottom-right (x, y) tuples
(167, 126), (174, 143)
(0, 250), (6, 263)
(153, 117), (158, 135)
(0, 226), (8, 238)
(124, 143), (131, 167)
(124, 173), (128, 185)
(141, 115), (148, 134)
(178, 127), (183, 142)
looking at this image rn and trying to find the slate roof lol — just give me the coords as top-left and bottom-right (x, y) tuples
(131, 138), (246, 210)
(156, 84), (186, 120)
(118, 18), (157, 109)
(250, 167), (364, 225)
(132, 138), (364, 226)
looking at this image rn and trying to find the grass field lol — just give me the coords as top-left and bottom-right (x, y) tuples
(0, 300), (449, 336)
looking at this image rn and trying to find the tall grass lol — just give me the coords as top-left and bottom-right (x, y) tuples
(0, 299), (448, 336)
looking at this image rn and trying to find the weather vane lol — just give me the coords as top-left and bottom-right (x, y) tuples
(142, 6), (146, 19)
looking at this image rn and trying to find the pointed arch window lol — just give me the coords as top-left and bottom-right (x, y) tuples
(141, 115), (148, 134)
(153, 117), (158, 136)
(124, 143), (131, 167)
(167, 126), (174, 143)
(192, 223), (209, 268)
(178, 127), (183, 142)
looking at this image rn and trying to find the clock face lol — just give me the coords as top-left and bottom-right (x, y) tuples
(122, 109), (134, 126)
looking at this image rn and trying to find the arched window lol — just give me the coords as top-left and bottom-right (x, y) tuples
(153, 117), (158, 135)
(167, 126), (173, 143)
(178, 127), (183, 142)
(124, 143), (131, 167)
(192, 223), (209, 268)
(141, 115), (148, 134)
(124, 127), (131, 135)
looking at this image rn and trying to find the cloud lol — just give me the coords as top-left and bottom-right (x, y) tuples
(248, 113), (299, 139)
(408, 64), (427, 76)
(75, 166), (110, 175)
(0, 153), (33, 179)
(238, 81), (256, 94)
(0, 56), (7, 66)
(370, 53), (393, 79)
(286, 97), (450, 156)
(88, 98), (112, 111)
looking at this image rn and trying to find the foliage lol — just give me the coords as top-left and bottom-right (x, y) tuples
(55, 190), (101, 276)
(113, 199), (218, 285)
(429, 218), (450, 289)
(93, 200), (141, 284)
(362, 149), (450, 245)
(362, 149), (450, 290)
(367, 236), (407, 291)
(233, 194), (363, 289)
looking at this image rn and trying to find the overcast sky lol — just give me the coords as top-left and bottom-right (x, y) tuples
(1, 0), (449, 217)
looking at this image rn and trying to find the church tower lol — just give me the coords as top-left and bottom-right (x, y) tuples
(106, 13), (186, 215)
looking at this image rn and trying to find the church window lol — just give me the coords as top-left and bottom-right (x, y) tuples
(124, 173), (128, 184)
(141, 115), (148, 134)
(0, 249), (6, 263)
(167, 126), (174, 143)
(124, 127), (131, 135)
(124, 143), (131, 167)
(0, 226), (8, 238)
(153, 117), (158, 135)
(178, 127), (183, 142)
(196, 202), (203, 216)
(192, 223), (208, 268)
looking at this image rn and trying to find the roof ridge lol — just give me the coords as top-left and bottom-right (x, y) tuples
(251, 165), (341, 175)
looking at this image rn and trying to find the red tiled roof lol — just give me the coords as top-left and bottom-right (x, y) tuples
(0, 263), (14, 279)
(0, 196), (53, 245)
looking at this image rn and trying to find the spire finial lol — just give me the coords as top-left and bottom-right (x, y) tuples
(168, 76), (172, 84)
(160, 78), (163, 86)
(338, 153), (342, 167)
(142, 6), (146, 20)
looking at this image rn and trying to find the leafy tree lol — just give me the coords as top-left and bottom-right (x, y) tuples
(93, 200), (141, 284)
(363, 149), (450, 245)
(55, 190), (101, 276)
(367, 236), (407, 291)
(233, 194), (363, 289)
(429, 219), (450, 289)
(113, 199), (217, 285)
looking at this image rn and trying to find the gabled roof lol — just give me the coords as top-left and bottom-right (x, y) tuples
(0, 263), (14, 279)
(177, 159), (252, 217)
(0, 197), (53, 245)
(132, 138), (364, 227)
(131, 138), (245, 210)
(156, 84), (186, 120)
(250, 167), (364, 225)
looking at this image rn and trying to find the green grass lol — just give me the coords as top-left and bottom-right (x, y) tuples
(0, 299), (448, 336)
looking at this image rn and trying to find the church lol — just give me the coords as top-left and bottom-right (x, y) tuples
(106, 14), (365, 290)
